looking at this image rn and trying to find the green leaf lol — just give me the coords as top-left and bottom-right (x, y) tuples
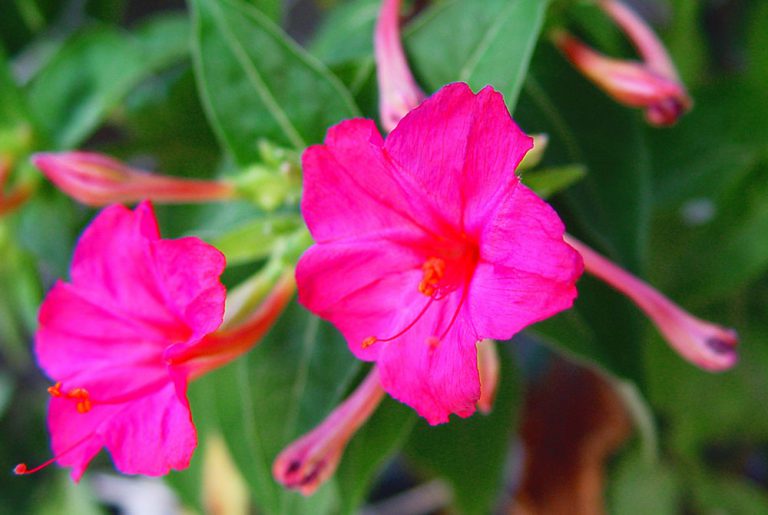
(191, 0), (359, 165)
(27, 19), (190, 149)
(687, 465), (768, 514)
(0, 47), (38, 156)
(405, 345), (520, 515)
(647, 80), (768, 301)
(248, 0), (283, 23)
(0, 222), (40, 368)
(608, 450), (681, 515)
(310, 0), (378, 65)
(131, 13), (191, 67)
(117, 67), (220, 179)
(407, 0), (549, 110)
(522, 164), (586, 199)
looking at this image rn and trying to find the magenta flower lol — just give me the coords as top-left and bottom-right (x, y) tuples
(16, 201), (227, 480)
(297, 83), (583, 424)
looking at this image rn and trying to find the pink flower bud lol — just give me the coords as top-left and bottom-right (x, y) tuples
(477, 339), (500, 414)
(273, 368), (385, 495)
(552, 0), (691, 126)
(565, 235), (738, 371)
(375, 0), (425, 132)
(33, 152), (235, 206)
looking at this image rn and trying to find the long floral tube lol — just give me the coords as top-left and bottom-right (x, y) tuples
(599, 0), (679, 80)
(564, 235), (738, 371)
(551, 0), (691, 126)
(375, 0), (425, 132)
(273, 368), (385, 495)
(33, 152), (235, 206)
(165, 269), (296, 379)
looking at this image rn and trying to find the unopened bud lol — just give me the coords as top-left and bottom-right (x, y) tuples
(552, 0), (691, 126)
(273, 368), (385, 495)
(565, 235), (738, 371)
(375, 0), (425, 133)
(32, 152), (236, 206)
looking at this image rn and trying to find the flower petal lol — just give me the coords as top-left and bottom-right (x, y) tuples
(297, 237), (423, 360)
(151, 237), (226, 340)
(36, 282), (169, 382)
(49, 383), (195, 481)
(301, 119), (438, 243)
(67, 202), (189, 332)
(384, 83), (533, 231)
(470, 182), (583, 338)
(376, 296), (480, 425)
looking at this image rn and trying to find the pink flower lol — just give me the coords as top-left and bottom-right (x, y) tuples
(297, 83), (583, 424)
(16, 201), (230, 481)
(32, 152), (236, 206)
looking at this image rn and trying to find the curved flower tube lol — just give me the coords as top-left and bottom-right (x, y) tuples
(273, 368), (385, 495)
(552, 0), (691, 126)
(33, 152), (235, 206)
(565, 235), (738, 371)
(375, 0), (425, 132)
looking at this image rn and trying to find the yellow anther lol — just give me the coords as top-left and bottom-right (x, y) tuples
(66, 387), (92, 414)
(362, 336), (377, 349)
(47, 382), (62, 398)
(419, 257), (446, 297)
(76, 399), (92, 413)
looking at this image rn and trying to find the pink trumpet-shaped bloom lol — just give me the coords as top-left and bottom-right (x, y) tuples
(14, 201), (231, 481)
(273, 368), (385, 495)
(552, 0), (691, 126)
(297, 83), (583, 424)
(375, 0), (425, 133)
(33, 152), (235, 206)
(565, 235), (738, 371)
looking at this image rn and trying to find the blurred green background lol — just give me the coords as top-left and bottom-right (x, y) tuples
(1, 0), (767, 513)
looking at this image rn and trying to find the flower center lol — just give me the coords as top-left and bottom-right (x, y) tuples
(418, 257), (446, 297)
(362, 238), (479, 350)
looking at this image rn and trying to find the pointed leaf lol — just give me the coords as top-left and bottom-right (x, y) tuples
(191, 0), (359, 164)
(406, 0), (548, 110)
